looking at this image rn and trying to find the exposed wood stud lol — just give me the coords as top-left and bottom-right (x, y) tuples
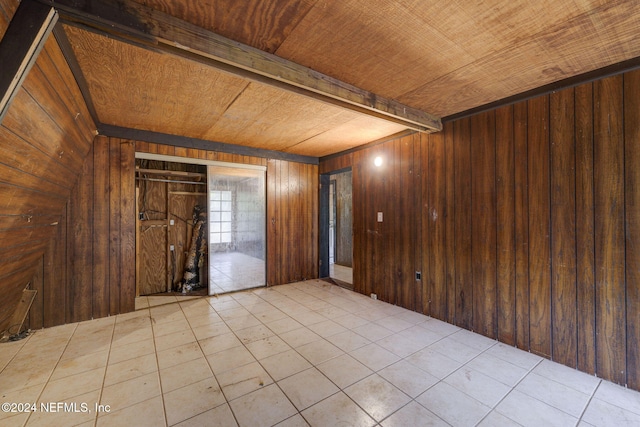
(0, 0), (58, 124)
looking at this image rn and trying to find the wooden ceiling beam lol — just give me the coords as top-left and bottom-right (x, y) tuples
(38, 0), (441, 133)
(0, 0), (58, 124)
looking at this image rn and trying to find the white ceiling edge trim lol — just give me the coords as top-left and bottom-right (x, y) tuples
(135, 152), (267, 172)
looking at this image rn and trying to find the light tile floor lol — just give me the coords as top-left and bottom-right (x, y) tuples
(210, 252), (266, 294)
(1, 280), (639, 426)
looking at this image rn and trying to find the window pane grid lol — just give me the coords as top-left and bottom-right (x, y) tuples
(210, 190), (232, 243)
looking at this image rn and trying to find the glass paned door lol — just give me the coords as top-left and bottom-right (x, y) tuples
(207, 164), (266, 294)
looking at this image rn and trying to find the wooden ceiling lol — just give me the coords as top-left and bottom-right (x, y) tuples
(59, 0), (640, 158)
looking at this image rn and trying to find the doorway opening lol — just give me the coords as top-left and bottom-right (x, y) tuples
(320, 169), (353, 288)
(207, 165), (266, 294)
(134, 153), (266, 301)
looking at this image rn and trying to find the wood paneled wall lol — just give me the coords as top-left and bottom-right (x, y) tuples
(27, 139), (318, 329)
(0, 20), (97, 333)
(321, 70), (640, 390)
(29, 137), (135, 327)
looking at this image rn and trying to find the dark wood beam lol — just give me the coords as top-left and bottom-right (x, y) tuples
(39, 0), (441, 133)
(99, 124), (319, 165)
(0, 0), (58, 124)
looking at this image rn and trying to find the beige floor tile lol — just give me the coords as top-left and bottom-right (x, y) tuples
(445, 366), (512, 407)
(108, 338), (156, 365)
(307, 319), (348, 338)
(5, 280), (639, 427)
(39, 367), (105, 402)
(206, 346), (256, 375)
(380, 401), (448, 427)
(515, 372), (591, 417)
(593, 380), (640, 415)
(154, 329), (197, 352)
(533, 359), (601, 395)
(349, 343), (400, 372)
(495, 389), (579, 427)
(300, 391), (375, 427)
(296, 340), (344, 365)
(96, 395), (165, 427)
(234, 324), (275, 344)
(0, 383), (44, 421)
(265, 317), (304, 335)
(344, 374), (411, 422)
(278, 368), (339, 411)
(485, 342), (542, 370)
(245, 335), (291, 360)
(198, 332), (242, 356)
(477, 411), (523, 426)
(100, 371), (161, 411)
(50, 350), (109, 381)
(174, 403), (238, 427)
(252, 308), (288, 324)
(333, 313), (371, 330)
(260, 349), (313, 381)
(185, 312), (223, 328)
(378, 360), (438, 398)
(26, 389), (100, 427)
(325, 330), (371, 352)
(279, 327), (322, 348)
(229, 384), (298, 427)
(406, 347), (462, 379)
(160, 357), (213, 393)
(351, 322), (394, 341)
(155, 341), (202, 370)
(428, 336), (483, 364)
(153, 317), (191, 337)
(216, 361), (271, 400)
(465, 352), (529, 387)
(164, 377), (226, 426)
(316, 353), (373, 389)
(582, 396), (640, 426)
(224, 315), (263, 332)
(376, 333), (427, 358)
(104, 353), (158, 387)
(0, 412), (30, 427)
(150, 304), (185, 325)
(416, 382), (491, 427)
(111, 326), (154, 348)
(191, 321), (232, 340)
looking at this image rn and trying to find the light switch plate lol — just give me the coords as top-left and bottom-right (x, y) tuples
(377, 212), (383, 222)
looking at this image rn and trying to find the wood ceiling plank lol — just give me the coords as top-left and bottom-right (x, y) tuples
(65, 26), (250, 137)
(399, 0), (640, 116)
(49, 0), (441, 132)
(285, 116), (407, 157)
(204, 83), (363, 152)
(275, 0), (476, 102)
(132, 0), (318, 54)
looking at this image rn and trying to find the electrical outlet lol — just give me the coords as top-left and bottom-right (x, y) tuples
(416, 271), (422, 281)
(377, 212), (383, 222)
(169, 219), (175, 226)
(371, 293), (377, 300)
(170, 245), (175, 251)
(138, 212), (144, 220)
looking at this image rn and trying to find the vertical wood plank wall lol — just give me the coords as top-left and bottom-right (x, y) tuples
(320, 70), (640, 390)
(0, 26), (96, 332)
(28, 139), (319, 330)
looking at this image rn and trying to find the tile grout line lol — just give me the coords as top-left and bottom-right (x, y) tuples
(24, 323), (79, 426)
(575, 378), (603, 426)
